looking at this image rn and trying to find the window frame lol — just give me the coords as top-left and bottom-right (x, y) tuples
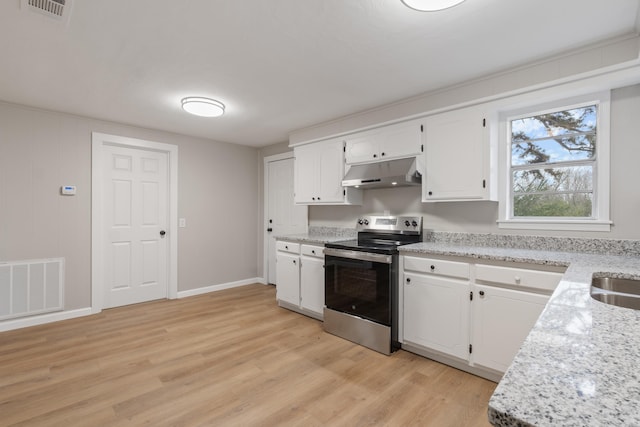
(497, 91), (611, 231)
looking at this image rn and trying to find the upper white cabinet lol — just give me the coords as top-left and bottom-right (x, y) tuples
(423, 105), (494, 202)
(294, 138), (362, 205)
(344, 121), (423, 164)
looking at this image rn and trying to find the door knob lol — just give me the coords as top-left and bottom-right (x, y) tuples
(160, 230), (166, 237)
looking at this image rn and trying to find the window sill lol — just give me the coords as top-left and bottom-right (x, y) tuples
(497, 219), (612, 232)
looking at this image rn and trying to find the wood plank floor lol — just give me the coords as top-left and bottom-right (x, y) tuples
(0, 284), (496, 426)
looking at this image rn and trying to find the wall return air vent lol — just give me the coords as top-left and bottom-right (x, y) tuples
(21, 0), (73, 24)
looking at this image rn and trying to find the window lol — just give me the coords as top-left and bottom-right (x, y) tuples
(499, 92), (611, 231)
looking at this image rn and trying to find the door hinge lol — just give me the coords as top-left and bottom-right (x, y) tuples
(482, 179), (486, 188)
(470, 291), (473, 301)
(420, 124), (424, 132)
(421, 144), (424, 153)
(343, 145), (346, 152)
(482, 118), (486, 127)
(343, 189), (346, 196)
(469, 344), (473, 354)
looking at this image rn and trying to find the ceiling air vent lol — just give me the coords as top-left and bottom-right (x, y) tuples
(21, 0), (73, 24)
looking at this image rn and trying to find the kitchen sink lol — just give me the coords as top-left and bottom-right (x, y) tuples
(591, 277), (640, 310)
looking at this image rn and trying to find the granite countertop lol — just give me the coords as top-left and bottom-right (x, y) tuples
(274, 233), (352, 245)
(274, 226), (355, 245)
(400, 242), (640, 426)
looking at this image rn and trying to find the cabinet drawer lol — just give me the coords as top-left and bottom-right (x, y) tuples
(404, 256), (470, 279)
(475, 264), (562, 292)
(277, 241), (300, 254)
(301, 244), (323, 258)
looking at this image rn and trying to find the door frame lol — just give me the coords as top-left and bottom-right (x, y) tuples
(91, 132), (178, 313)
(263, 152), (294, 284)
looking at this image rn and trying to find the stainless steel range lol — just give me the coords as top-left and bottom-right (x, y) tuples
(323, 215), (423, 355)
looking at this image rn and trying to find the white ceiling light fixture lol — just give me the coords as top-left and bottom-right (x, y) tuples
(181, 97), (225, 117)
(401, 0), (466, 11)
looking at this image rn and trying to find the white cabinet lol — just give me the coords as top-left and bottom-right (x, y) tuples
(275, 241), (324, 319)
(403, 273), (470, 361)
(403, 256), (471, 361)
(300, 245), (324, 315)
(470, 263), (563, 373)
(275, 241), (301, 307)
(294, 139), (362, 205)
(401, 253), (564, 380)
(471, 285), (549, 373)
(345, 121), (423, 164)
(423, 105), (493, 202)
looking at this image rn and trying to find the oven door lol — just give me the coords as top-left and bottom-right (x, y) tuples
(324, 248), (395, 325)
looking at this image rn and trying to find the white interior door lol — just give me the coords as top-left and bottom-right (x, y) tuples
(102, 145), (169, 308)
(266, 155), (307, 284)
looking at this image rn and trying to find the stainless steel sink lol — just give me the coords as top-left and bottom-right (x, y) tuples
(591, 277), (640, 310)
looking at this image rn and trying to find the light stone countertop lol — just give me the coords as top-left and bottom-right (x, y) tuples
(399, 242), (640, 427)
(274, 226), (355, 245)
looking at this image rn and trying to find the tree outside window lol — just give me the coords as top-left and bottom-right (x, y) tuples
(509, 104), (597, 218)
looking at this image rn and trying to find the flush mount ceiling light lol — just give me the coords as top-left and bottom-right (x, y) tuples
(181, 97), (225, 117)
(401, 0), (466, 11)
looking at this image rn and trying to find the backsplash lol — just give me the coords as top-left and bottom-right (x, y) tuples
(425, 231), (640, 257)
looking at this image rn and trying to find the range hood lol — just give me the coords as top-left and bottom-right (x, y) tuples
(342, 157), (422, 189)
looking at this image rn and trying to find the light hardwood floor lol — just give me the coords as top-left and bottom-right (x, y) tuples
(0, 284), (496, 426)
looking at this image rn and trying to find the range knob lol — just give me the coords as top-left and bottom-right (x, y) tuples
(358, 219), (364, 225)
(404, 220), (411, 227)
(363, 219), (369, 225)
(411, 220), (418, 227)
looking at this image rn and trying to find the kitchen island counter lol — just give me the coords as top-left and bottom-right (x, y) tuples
(400, 242), (640, 427)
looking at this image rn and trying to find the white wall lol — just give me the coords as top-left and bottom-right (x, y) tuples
(0, 102), (260, 311)
(306, 84), (640, 240)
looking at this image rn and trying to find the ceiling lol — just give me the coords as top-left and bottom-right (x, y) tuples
(0, 0), (639, 147)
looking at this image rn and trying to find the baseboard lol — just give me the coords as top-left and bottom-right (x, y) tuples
(177, 277), (267, 298)
(0, 307), (93, 332)
(0, 278), (270, 332)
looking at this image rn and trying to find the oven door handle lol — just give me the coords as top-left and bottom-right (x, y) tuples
(324, 248), (393, 264)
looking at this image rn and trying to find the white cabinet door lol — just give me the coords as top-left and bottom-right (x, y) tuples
(318, 139), (347, 203)
(294, 139), (361, 205)
(300, 254), (324, 316)
(423, 106), (489, 201)
(403, 273), (470, 361)
(344, 135), (379, 164)
(294, 143), (319, 204)
(276, 252), (300, 306)
(472, 284), (548, 372)
(345, 122), (423, 164)
(378, 124), (422, 161)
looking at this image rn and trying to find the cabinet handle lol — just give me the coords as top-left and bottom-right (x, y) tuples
(373, 154), (377, 158)
(285, 246), (288, 250)
(514, 276), (521, 284)
(430, 265), (435, 271)
(428, 191), (433, 196)
(311, 250), (316, 254)
(312, 197), (315, 201)
(406, 277), (411, 284)
(293, 260), (296, 265)
(317, 197), (321, 200)
(381, 152), (386, 156)
(479, 290), (485, 296)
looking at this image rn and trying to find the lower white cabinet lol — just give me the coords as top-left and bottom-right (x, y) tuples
(276, 251), (300, 307)
(403, 273), (470, 361)
(471, 285), (549, 373)
(276, 241), (324, 319)
(401, 254), (564, 380)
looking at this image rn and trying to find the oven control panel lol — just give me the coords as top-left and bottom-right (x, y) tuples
(356, 215), (422, 233)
